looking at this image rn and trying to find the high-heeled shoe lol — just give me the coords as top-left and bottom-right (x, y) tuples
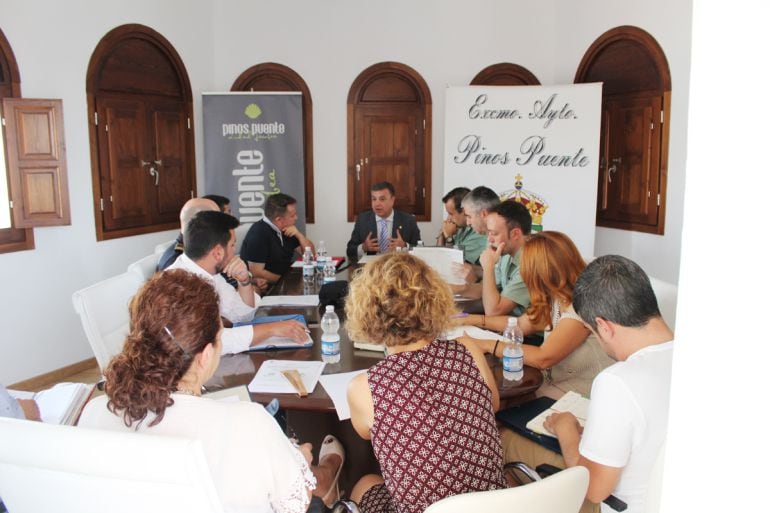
(318, 434), (345, 507)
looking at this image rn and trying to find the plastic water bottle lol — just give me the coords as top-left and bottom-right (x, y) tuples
(321, 305), (340, 364)
(302, 246), (315, 283)
(502, 317), (524, 381)
(316, 241), (327, 271)
(323, 258), (336, 283)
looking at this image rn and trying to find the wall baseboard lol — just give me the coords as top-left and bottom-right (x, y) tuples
(9, 358), (99, 391)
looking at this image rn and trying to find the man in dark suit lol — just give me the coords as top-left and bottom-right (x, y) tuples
(346, 181), (421, 261)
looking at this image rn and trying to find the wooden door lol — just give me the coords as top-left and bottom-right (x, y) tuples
(149, 100), (190, 223)
(354, 105), (422, 215)
(597, 94), (662, 228)
(96, 97), (151, 231)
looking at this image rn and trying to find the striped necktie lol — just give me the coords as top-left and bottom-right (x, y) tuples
(379, 218), (389, 253)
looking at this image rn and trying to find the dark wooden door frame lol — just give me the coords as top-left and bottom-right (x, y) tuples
(86, 24), (195, 241)
(575, 25), (671, 235)
(347, 62), (432, 222)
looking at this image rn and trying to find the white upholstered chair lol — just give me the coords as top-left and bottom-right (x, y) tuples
(0, 417), (224, 513)
(72, 272), (144, 371)
(422, 466), (589, 513)
(234, 221), (253, 253)
(154, 238), (176, 257)
(127, 253), (160, 282)
(648, 276), (678, 330)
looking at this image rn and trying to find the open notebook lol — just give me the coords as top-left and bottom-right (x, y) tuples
(9, 382), (95, 425)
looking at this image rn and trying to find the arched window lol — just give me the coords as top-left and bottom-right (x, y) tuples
(87, 24), (196, 240)
(232, 63), (315, 222)
(0, 26), (34, 253)
(575, 26), (671, 234)
(471, 63), (540, 86)
(347, 62), (432, 221)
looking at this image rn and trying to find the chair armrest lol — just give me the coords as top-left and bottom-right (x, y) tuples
(535, 464), (628, 512)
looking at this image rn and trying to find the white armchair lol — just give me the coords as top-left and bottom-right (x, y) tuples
(72, 272), (144, 371)
(127, 253), (160, 282)
(422, 466), (589, 513)
(0, 417), (224, 513)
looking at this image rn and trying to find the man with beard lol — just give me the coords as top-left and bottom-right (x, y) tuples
(168, 211), (307, 354)
(453, 200), (532, 316)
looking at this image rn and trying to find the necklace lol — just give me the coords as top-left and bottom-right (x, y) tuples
(175, 387), (200, 396)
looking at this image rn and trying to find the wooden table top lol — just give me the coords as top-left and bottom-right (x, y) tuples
(205, 266), (543, 411)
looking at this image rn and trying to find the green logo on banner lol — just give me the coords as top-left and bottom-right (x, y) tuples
(244, 103), (262, 119)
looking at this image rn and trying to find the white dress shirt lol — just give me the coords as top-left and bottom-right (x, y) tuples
(167, 254), (259, 355)
(358, 210), (394, 257)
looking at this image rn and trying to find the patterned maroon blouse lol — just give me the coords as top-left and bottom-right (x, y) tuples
(362, 339), (507, 513)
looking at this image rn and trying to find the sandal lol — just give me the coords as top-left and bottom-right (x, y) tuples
(318, 434), (345, 507)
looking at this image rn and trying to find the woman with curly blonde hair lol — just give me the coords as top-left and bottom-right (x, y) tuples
(346, 253), (507, 513)
(462, 231), (613, 399)
(79, 269), (342, 513)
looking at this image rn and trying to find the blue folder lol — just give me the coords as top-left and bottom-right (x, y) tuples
(234, 314), (314, 351)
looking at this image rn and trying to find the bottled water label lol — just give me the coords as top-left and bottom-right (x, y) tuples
(503, 355), (523, 373)
(321, 339), (340, 356)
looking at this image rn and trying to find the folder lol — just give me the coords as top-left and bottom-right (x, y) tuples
(234, 314), (314, 351)
(496, 396), (562, 454)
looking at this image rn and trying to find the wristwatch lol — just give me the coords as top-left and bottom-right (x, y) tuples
(238, 271), (253, 287)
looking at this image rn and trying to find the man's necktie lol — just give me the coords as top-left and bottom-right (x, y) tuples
(379, 219), (389, 253)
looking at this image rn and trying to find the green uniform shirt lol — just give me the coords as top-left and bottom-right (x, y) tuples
(494, 249), (531, 316)
(454, 226), (487, 264)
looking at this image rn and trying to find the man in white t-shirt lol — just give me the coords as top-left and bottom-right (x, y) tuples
(543, 255), (674, 513)
(167, 211), (307, 355)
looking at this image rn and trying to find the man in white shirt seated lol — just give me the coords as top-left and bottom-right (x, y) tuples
(543, 255), (674, 513)
(168, 211), (308, 355)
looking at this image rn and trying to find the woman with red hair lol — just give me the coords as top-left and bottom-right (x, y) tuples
(463, 231), (613, 399)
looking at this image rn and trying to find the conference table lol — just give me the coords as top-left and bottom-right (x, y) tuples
(205, 263), (543, 492)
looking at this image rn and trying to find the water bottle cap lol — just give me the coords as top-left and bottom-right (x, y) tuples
(305, 246), (311, 251)
(508, 316), (518, 326)
(325, 305), (334, 313)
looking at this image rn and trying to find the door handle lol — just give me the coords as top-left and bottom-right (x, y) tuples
(149, 166), (159, 186)
(607, 157), (622, 183)
(355, 163), (361, 181)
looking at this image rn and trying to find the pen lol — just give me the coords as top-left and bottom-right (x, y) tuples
(452, 312), (470, 318)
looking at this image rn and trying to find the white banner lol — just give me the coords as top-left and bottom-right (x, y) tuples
(443, 84), (602, 257)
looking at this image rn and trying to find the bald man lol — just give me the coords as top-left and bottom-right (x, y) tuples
(156, 197), (219, 271)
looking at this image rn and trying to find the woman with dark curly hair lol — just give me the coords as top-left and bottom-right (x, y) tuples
(79, 269), (342, 513)
(345, 253), (506, 513)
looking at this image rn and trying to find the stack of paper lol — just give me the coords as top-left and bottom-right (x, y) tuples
(442, 325), (508, 341)
(9, 382), (95, 425)
(411, 247), (465, 285)
(247, 360), (325, 395)
(258, 295), (319, 307)
(525, 391), (590, 438)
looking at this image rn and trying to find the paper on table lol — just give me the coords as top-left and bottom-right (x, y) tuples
(411, 247), (465, 285)
(356, 254), (382, 264)
(442, 325), (508, 341)
(319, 370), (368, 421)
(258, 295), (319, 307)
(248, 360), (325, 395)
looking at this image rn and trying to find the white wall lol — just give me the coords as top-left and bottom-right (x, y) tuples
(211, 0), (559, 257)
(664, 3), (768, 510)
(0, 0), (215, 383)
(554, 1), (692, 284)
(1, 0), (690, 382)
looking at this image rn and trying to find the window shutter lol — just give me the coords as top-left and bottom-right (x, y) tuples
(2, 98), (70, 227)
